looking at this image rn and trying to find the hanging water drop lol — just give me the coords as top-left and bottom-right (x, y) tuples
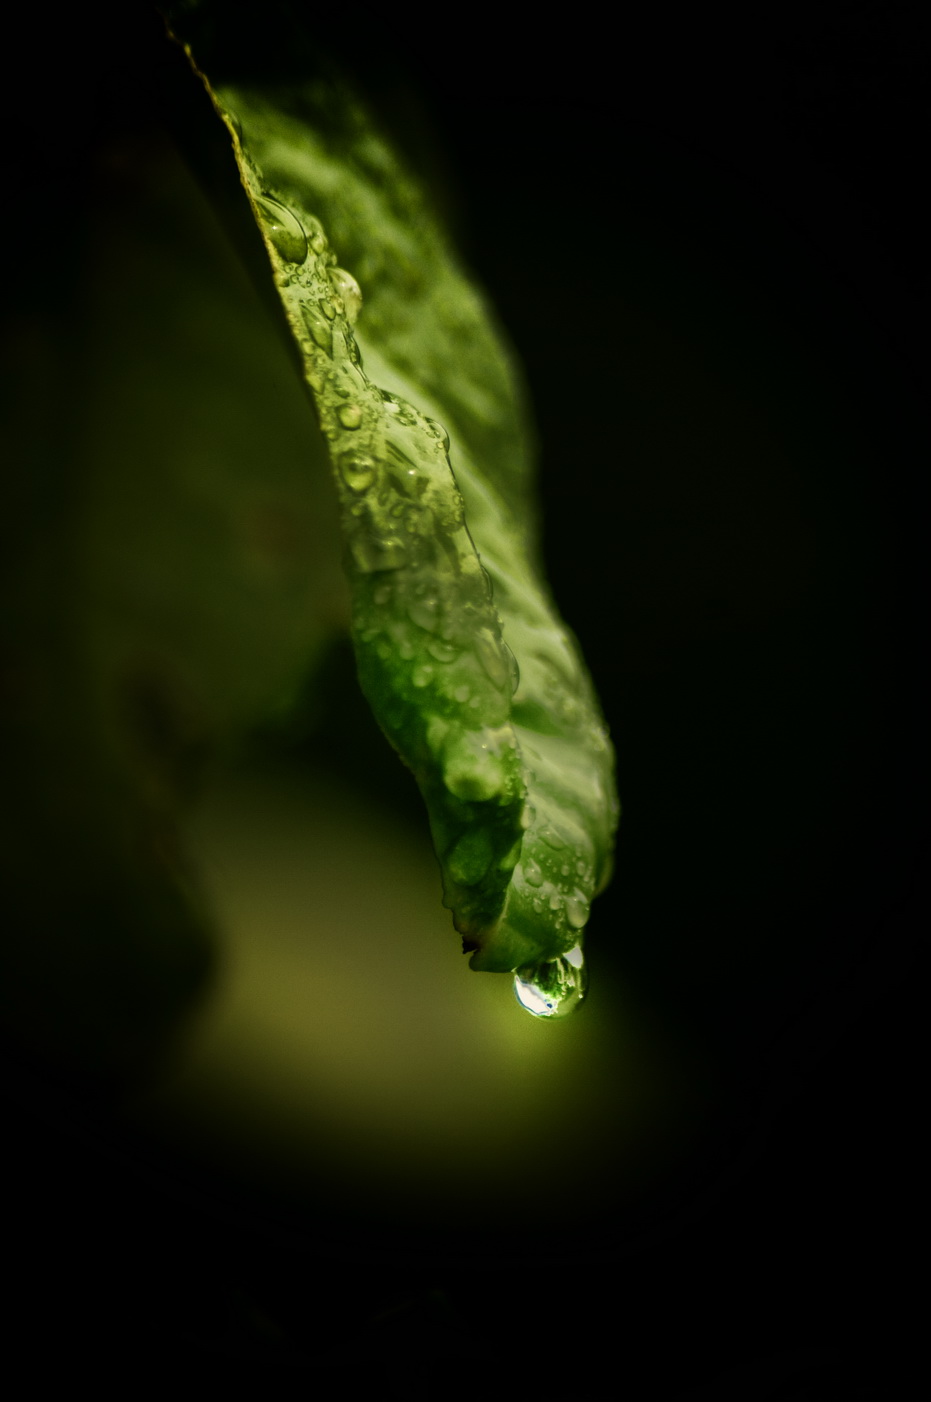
(255, 194), (308, 264)
(513, 947), (587, 1019)
(337, 403), (364, 430)
(328, 266), (363, 325)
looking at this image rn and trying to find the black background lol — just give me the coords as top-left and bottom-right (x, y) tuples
(3, 2), (925, 1394)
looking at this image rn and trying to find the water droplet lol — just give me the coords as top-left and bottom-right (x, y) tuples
(321, 299), (336, 321)
(425, 417), (451, 452)
(522, 857), (543, 887)
(300, 303), (333, 354)
(474, 629), (509, 690)
(548, 892), (562, 911)
(345, 329), (363, 366)
(328, 267), (362, 325)
(256, 194), (307, 264)
(565, 892), (590, 929)
(412, 663), (433, 688)
(337, 403), (364, 430)
(521, 803), (536, 830)
(427, 638), (458, 663)
(539, 824), (566, 850)
(408, 596), (439, 632)
(338, 449), (376, 493)
(513, 948), (587, 1019)
(453, 684), (471, 704)
(350, 530), (406, 573)
(305, 213), (328, 256)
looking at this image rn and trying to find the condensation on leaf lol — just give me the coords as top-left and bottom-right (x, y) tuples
(164, 30), (619, 1010)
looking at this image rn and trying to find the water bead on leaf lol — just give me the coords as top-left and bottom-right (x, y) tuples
(328, 266), (363, 325)
(337, 449), (377, 494)
(522, 857), (544, 887)
(300, 303), (333, 354)
(255, 194), (308, 264)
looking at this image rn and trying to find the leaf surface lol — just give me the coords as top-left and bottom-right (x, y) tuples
(162, 7), (619, 1012)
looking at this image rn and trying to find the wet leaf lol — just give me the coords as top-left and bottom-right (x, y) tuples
(161, 3), (618, 1013)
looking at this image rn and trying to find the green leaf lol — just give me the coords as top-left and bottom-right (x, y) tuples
(162, 8), (619, 1014)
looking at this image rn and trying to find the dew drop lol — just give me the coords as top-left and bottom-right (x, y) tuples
(338, 449), (376, 493)
(474, 629), (510, 690)
(427, 638), (458, 664)
(513, 948), (587, 1019)
(425, 417), (451, 452)
(412, 663), (434, 688)
(539, 824), (566, 850)
(300, 303), (333, 354)
(548, 892), (562, 912)
(408, 596), (439, 632)
(453, 684), (471, 704)
(522, 857), (544, 888)
(305, 213), (328, 256)
(256, 194), (308, 264)
(328, 267), (363, 325)
(350, 530), (406, 572)
(565, 893), (590, 929)
(337, 403), (364, 430)
(345, 329), (363, 366)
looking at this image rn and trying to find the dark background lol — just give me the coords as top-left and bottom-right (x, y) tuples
(4, 1), (925, 1394)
